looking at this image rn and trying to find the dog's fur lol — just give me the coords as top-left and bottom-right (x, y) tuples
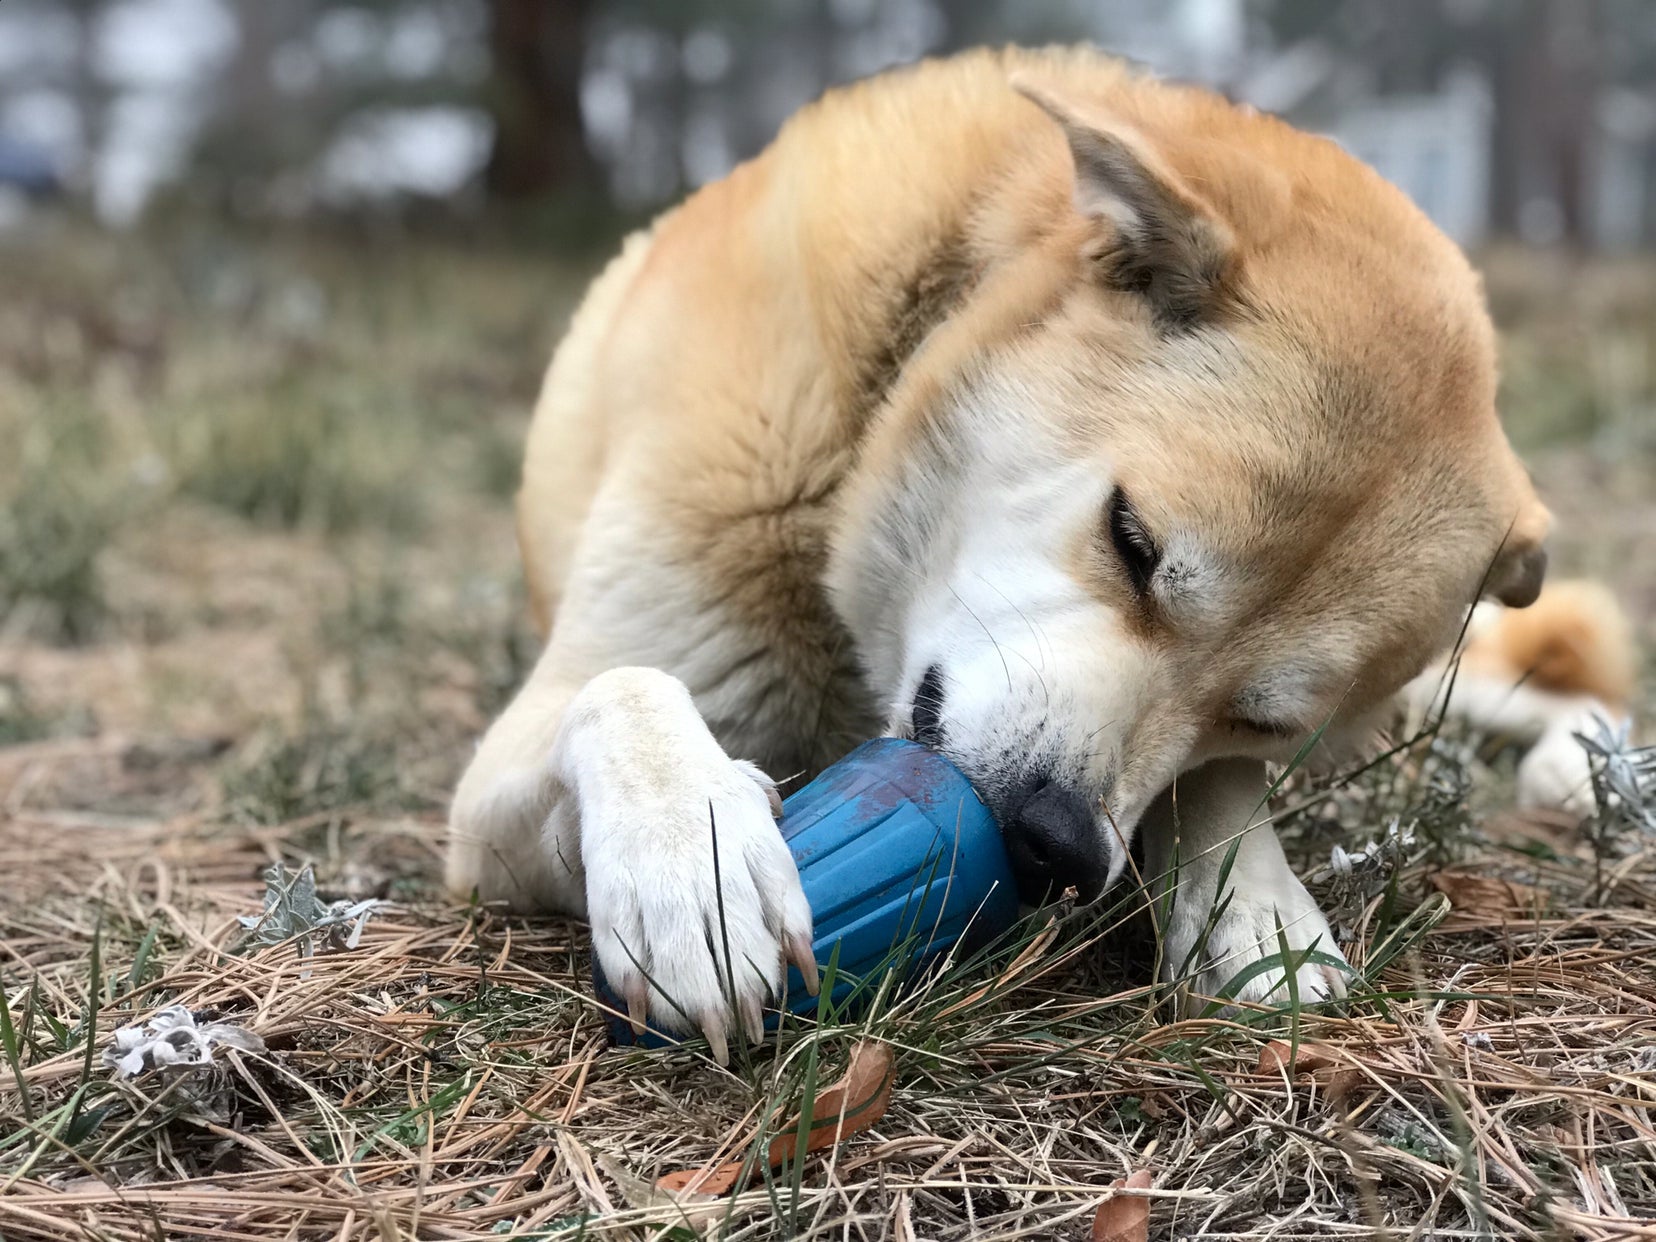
(446, 48), (1636, 1059)
(1405, 580), (1636, 815)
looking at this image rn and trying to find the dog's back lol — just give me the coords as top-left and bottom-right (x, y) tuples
(520, 46), (1481, 626)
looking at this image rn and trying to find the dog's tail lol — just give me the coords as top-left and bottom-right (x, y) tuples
(1405, 580), (1640, 814)
(1464, 579), (1637, 710)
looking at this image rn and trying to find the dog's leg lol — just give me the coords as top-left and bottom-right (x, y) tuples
(1407, 585), (1638, 816)
(447, 656), (814, 1062)
(446, 651), (586, 915)
(1406, 669), (1612, 815)
(1140, 759), (1348, 1011)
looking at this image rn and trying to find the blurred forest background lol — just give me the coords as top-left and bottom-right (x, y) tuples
(1, 0), (1655, 247)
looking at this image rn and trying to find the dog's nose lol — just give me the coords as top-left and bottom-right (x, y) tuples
(1003, 781), (1107, 904)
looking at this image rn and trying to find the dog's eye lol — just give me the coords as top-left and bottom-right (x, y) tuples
(1228, 716), (1297, 740)
(1107, 487), (1160, 594)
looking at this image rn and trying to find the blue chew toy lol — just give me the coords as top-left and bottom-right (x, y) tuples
(596, 737), (1018, 1047)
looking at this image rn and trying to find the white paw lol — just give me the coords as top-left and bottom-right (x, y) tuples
(1163, 869), (1349, 1012)
(582, 755), (814, 1062)
(1517, 721), (1596, 818)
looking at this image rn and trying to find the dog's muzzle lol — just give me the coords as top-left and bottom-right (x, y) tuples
(1001, 778), (1108, 905)
(907, 665), (1109, 904)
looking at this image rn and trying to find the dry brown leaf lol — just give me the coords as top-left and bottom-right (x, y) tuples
(598, 1154), (731, 1236)
(1256, 1040), (1367, 1096)
(657, 1040), (895, 1195)
(1092, 1169), (1152, 1242)
(1135, 1092), (1168, 1121)
(1314, 1067), (1365, 1098)
(1256, 1039), (1337, 1076)
(1428, 871), (1549, 920)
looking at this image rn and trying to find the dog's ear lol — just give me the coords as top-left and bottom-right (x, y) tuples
(1485, 501), (1551, 608)
(1014, 80), (1234, 325)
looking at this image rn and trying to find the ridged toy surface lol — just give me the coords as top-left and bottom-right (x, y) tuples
(595, 738), (1017, 1048)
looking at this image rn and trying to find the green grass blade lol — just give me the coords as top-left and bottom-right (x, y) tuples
(0, 976), (34, 1121)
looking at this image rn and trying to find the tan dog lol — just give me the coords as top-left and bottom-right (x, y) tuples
(446, 47), (1631, 1059)
(1406, 581), (1636, 814)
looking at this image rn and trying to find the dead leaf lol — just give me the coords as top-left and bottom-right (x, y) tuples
(1256, 1039), (1337, 1076)
(1428, 871), (1549, 921)
(1314, 1067), (1365, 1098)
(1135, 1092), (1168, 1121)
(598, 1154), (730, 1236)
(658, 1040), (895, 1195)
(1092, 1168), (1152, 1242)
(1256, 1040), (1367, 1097)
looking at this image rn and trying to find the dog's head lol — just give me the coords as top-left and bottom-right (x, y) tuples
(827, 74), (1549, 903)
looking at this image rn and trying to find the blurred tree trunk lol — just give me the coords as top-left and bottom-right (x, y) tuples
(1542, 0), (1602, 245)
(1488, 5), (1528, 237)
(484, 0), (593, 201)
(1490, 0), (1603, 244)
(62, 0), (112, 206)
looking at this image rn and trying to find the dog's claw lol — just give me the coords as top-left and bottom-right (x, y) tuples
(764, 783), (784, 819)
(788, 932), (819, 997)
(702, 1012), (730, 1066)
(740, 994), (765, 1047)
(624, 980), (649, 1036)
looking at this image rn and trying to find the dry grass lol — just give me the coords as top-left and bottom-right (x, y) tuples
(1, 223), (1654, 1240)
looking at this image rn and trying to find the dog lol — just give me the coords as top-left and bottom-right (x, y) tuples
(1404, 580), (1635, 814)
(445, 47), (1636, 1061)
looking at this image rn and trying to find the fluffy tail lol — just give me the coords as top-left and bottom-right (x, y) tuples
(1405, 580), (1639, 814)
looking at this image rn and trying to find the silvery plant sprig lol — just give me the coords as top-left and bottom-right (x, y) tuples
(1575, 715), (1656, 839)
(237, 863), (384, 958)
(1576, 715), (1655, 902)
(1323, 816), (1418, 934)
(103, 1005), (265, 1079)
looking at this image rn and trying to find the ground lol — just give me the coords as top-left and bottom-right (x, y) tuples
(1, 221), (1654, 1240)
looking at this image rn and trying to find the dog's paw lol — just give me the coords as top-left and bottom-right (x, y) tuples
(1516, 719), (1596, 818)
(1163, 869), (1349, 1013)
(582, 755), (814, 1063)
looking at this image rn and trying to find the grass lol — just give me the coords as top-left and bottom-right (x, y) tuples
(0, 396), (137, 644)
(1, 220), (1654, 1239)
